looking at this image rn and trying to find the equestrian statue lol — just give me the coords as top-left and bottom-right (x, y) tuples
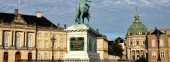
(75, 0), (91, 24)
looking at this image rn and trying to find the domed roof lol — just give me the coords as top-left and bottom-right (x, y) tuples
(127, 11), (147, 35)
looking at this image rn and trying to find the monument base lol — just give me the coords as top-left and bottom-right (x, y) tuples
(64, 51), (99, 60)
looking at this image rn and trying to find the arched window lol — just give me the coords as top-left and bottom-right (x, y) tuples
(28, 36), (32, 48)
(160, 39), (164, 47)
(16, 36), (20, 48)
(152, 39), (156, 47)
(4, 35), (9, 48)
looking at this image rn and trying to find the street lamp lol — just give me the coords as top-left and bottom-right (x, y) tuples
(151, 27), (163, 62)
(51, 35), (56, 61)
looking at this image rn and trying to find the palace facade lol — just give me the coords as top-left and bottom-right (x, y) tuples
(147, 28), (170, 62)
(0, 9), (67, 62)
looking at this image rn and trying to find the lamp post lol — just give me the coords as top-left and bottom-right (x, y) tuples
(152, 27), (163, 62)
(51, 35), (56, 61)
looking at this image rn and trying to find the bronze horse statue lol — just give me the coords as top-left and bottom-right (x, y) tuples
(75, 0), (91, 24)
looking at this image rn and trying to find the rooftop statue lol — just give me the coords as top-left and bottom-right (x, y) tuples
(75, 0), (91, 24)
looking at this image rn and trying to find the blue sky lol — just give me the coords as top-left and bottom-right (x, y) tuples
(0, 0), (170, 40)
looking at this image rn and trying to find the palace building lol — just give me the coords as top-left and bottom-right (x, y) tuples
(0, 9), (67, 62)
(147, 28), (170, 62)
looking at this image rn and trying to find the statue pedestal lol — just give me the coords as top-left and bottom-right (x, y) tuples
(64, 24), (99, 60)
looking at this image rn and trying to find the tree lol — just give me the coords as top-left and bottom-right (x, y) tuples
(109, 42), (124, 58)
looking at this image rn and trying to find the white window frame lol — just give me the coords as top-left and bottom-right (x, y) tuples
(60, 41), (63, 48)
(160, 51), (165, 58)
(16, 36), (21, 48)
(4, 35), (9, 47)
(45, 33), (48, 37)
(160, 39), (164, 47)
(60, 53), (63, 59)
(152, 39), (156, 47)
(44, 53), (47, 59)
(45, 40), (48, 48)
(37, 52), (41, 60)
(37, 41), (41, 48)
(28, 36), (32, 48)
(152, 51), (156, 58)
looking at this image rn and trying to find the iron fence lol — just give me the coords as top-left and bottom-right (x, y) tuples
(19, 59), (134, 62)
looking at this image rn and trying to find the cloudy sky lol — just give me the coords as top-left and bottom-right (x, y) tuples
(0, 0), (170, 40)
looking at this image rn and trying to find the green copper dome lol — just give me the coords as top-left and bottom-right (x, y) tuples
(127, 11), (147, 35)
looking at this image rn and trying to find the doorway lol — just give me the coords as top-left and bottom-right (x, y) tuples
(15, 51), (21, 62)
(3, 52), (8, 62)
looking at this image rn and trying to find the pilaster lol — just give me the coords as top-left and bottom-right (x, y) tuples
(13, 31), (16, 46)
(0, 30), (3, 48)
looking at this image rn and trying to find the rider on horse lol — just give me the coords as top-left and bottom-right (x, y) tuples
(75, 0), (91, 24)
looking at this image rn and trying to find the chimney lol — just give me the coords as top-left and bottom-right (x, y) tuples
(164, 31), (166, 34)
(64, 24), (66, 28)
(58, 23), (60, 27)
(36, 11), (42, 18)
(14, 9), (19, 15)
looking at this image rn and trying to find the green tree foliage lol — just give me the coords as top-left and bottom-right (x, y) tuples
(109, 42), (124, 58)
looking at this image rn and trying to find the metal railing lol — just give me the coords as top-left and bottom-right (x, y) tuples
(19, 59), (134, 62)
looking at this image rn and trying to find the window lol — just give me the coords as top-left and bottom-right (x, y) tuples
(37, 33), (41, 36)
(60, 42), (63, 48)
(37, 52), (41, 59)
(3, 52), (8, 62)
(54, 53), (57, 59)
(136, 40), (139, 45)
(160, 51), (165, 58)
(152, 51), (156, 58)
(16, 36), (20, 48)
(152, 39), (156, 47)
(4, 35), (9, 48)
(37, 41), (41, 48)
(60, 34), (63, 37)
(45, 33), (48, 36)
(28, 37), (32, 48)
(44, 53), (47, 59)
(160, 39), (164, 47)
(45, 41), (48, 48)
(60, 53), (63, 59)
(131, 41), (133, 45)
